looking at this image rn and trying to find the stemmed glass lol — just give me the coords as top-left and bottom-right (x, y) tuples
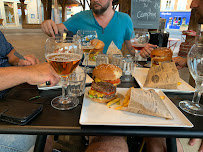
(179, 36), (203, 116)
(45, 37), (83, 110)
(76, 30), (98, 73)
(130, 31), (150, 66)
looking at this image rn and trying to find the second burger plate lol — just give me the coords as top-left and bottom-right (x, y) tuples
(80, 87), (193, 127)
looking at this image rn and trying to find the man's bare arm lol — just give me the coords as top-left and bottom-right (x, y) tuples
(0, 63), (59, 91)
(125, 40), (135, 56)
(41, 20), (67, 37)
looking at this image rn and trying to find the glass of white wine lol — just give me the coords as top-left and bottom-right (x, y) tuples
(179, 36), (203, 116)
(76, 30), (98, 73)
(45, 37), (83, 110)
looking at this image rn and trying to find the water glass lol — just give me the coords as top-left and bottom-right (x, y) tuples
(67, 67), (86, 97)
(122, 57), (135, 76)
(112, 54), (123, 68)
(76, 30), (98, 73)
(96, 54), (109, 66)
(120, 56), (135, 82)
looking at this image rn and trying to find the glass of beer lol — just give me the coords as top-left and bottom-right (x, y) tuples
(45, 37), (83, 110)
(76, 30), (98, 73)
(130, 31), (150, 66)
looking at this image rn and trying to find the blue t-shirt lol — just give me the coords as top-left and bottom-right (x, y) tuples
(63, 10), (133, 54)
(0, 31), (13, 98)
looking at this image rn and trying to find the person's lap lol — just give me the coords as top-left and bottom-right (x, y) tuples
(0, 134), (37, 152)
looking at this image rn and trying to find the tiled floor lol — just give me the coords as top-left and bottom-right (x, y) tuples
(4, 31), (48, 62)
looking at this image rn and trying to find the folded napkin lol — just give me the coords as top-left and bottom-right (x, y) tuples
(121, 88), (173, 119)
(144, 62), (180, 89)
(106, 41), (122, 63)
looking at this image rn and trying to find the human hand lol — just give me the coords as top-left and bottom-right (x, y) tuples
(172, 56), (187, 70)
(140, 44), (157, 58)
(24, 62), (60, 86)
(18, 55), (40, 66)
(41, 20), (58, 37)
(188, 138), (203, 152)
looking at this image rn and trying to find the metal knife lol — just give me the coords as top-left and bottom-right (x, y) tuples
(14, 51), (25, 60)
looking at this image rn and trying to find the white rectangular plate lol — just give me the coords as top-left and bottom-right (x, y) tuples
(80, 88), (193, 127)
(37, 74), (93, 90)
(132, 68), (195, 93)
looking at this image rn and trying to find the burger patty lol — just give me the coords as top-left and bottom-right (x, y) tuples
(91, 81), (116, 94)
(102, 93), (116, 99)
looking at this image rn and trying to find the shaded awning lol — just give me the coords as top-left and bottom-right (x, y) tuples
(65, 0), (80, 5)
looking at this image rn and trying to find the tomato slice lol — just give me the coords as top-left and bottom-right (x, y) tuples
(91, 88), (115, 95)
(105, 78), (120, 84)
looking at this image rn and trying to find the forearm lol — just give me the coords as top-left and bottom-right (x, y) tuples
(0, 66), (29, 90)
(125, 40), (135, 56)
(7, 49), (20, 66)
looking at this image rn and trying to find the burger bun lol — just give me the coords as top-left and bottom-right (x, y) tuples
(90, 96), (117, 103)
(93, 64), (122, 81)
(151, 47), (173, 62)
(91, 39), (105, 50)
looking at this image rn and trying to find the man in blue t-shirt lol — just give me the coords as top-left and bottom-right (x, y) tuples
(41, 0), (155, 57)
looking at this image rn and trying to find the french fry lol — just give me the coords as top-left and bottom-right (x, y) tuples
(115, 106), (123, 110)
(122, 87), (133, 106)
(123, 99), (130, 107)
(107, 98), (120, 107)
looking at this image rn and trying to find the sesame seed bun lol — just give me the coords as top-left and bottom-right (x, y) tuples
(91, 39), (105, 50)
(90, 96), (117, 103)
(93, 64), (122, 81)
(151, 47), (173, 62)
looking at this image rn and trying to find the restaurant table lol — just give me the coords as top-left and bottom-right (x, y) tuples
(0, 77), (203, 152)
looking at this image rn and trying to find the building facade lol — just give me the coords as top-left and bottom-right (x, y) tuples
(160, 0), (192, 30)
(0, 0), (83, 29)
(0, 0), (193, 29)
(0, 0), (42, 29)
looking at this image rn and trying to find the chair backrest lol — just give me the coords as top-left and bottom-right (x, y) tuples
(0, 19), (3, 25)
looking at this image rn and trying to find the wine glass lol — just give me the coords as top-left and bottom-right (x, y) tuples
(179, 36), (203, 116)
(76, 30), (98, 73)
(45, 37), (83, 110)
(130, 31), (150, 67)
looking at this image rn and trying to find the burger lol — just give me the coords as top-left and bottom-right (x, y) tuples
(88, 64), (122, 103)
(151, 47), (173, 67)
(90, 39), (105, 50)
(89, 39), (105, 61)
(92, 64), (122, 86)
(88, 81), (117, 103)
